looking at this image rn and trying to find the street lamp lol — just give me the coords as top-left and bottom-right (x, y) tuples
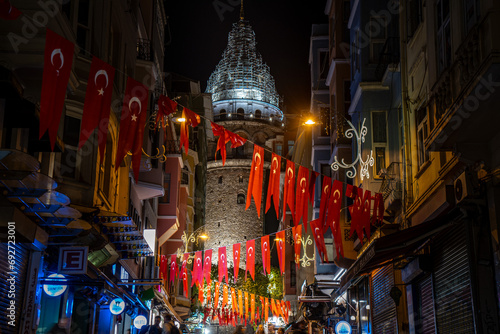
(177, 225), (208, 262)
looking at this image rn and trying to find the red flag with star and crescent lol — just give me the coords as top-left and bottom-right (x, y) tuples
(373, 193), (385, 226)
(261, 235), (271, 275)
(169, 254), (178, 288)
(310, 218), (328, 262)
(327, 180), (344, 258)
(251, 294), (256, 322)
(114, 77), (149, 182)
(245, 239), (255, 281)
(160, 255), (167, 283)
(79, 56), (115, 162)
(0, 0), (22, 20)
(233, 243), (241, 283)
(181, 253), (189, 296)
(222, 285), (229, 309)
(214, 282), (220, 309)
(179, 107), (200, 153)
(246, 145), (264, 217)
(319, 176), (332, 231)
(203, 249), (212, 285)
(211, 122), (228, 165)
(295, 166), (309, 231)
(283, 160), (295, 222)
(226, 129), (246, 148)
(40, 29), (74, 151)
(265, 298), (269, 322)
(218, 246), (228, 283)
(292, 224), (302, 268)
(309, 171), (318, 205)
(266, 153), (281, 219)
(156, 95), (177, 137)
(191, 251), (203, 288)
(276, 230), (286, 274)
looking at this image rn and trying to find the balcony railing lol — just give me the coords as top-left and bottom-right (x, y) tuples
(165, 140), (181, 155)
(375, 36), (400, 81)
(137, 39), (153, 61)
(378, 162), (403, 214)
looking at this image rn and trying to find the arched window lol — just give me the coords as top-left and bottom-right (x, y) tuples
(255, 109), (262, 119)
(237, 108), (245, 120)
(218, 176), (223, 184)
(239, 175), (244, 183)
(237, 193), (245, 204)
(220, 109), (226, 121)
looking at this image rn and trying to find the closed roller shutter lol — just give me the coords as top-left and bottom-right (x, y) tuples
(415, 275), (435, 334)
(371, 264), (397, 334)
(432, 222), (474, 333)
(0, 242), (30, 333)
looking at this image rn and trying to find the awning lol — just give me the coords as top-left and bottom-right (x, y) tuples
(338, 208), (463, 294)
(154, 289), (183, 323)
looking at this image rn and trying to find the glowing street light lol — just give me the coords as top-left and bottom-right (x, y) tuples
(304, 119), (316, 125)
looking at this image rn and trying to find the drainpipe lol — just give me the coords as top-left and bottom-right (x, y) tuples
(399, 1), (413, 222)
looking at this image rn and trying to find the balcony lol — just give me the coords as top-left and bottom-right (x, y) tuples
(136, 39), (153, 61)
(378, 162), (403, 216)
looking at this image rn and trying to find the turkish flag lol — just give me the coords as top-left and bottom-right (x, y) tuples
(0, 0), (21, 19)
(295, 166), (309, 231)
(286, 301), (291, 322)
(179, 107), (200, 153)
(191, 251), (203, 287)
(199, 282), (204, 305)
(222, 285), (228, 309)
(326, 180), (344, 258)
(169, 254), (178, 288)
(156, 95), (177, 138)
(238, 290), (244, 319)
(265, 298), (269, 322)
(203, 249), (212, 285)
(114, 77), (149, 182)
(346, 185), (359, 239)
(233, 243), (241, 283)
(218, 246), (228, 283)
(244, 292), (249, 321)
(270, 299), (276, 317)
(276, 230), (286, 274)
(349, 187), (372, 243)
(206, 283), (211, 304)
(246, 145), (264, 217)
(79, 56), (115, 162)
(360, 189), (372, 241)
(214, 282), (220, 309)
(226, 129), (246, 148)
(266, 153), (281, 218)
(231, 288), (237, 313)
(259, 296), (265, 318)
(373, 193), (385, 226)
(211, 122), (228, 165)
(292, 224), (302, 268)
(245, 239), (255, 280)
(251, 294), (255, 322)
(181, 253), (189, 297)
(319, 176), (332, 231)
(283, 160), (295, 222)
(310, 218), (328, 262)
(40, 29), (74, 150)
(309, 171), (318, 205)
(160, 255), (167, 282)
(261, 235), (271, 275)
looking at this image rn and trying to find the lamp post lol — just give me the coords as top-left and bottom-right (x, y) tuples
(176, 225), (208, 263)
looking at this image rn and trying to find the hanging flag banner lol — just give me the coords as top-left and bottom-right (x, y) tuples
(0, 0), (22, 20)
(276, 230), (286, 274)
(157, 95), (177, 127)
(233, 243), (241, 283)
(203, 249), (212, 285)
(160, 255), (167, 282)
(169, 254), (178, 288)
(199, 282), (204, 304)
(310, 218), (328, 262)
(218, 246), (228, 283)
(309, 171), (318, 205)
(231, 287), (237, 313)
(283, 160), (295, 222)
(244, 291), (249, 321)
(246, 239), (255, 280)
(181, 253), (189, 297)
(214, 282), (220, 309)
(319, 176), (332, 231)
(327, 180), (344, 258)
(261, 235), (271, 276)
(211, 121), (228, 165)
(114, 77), (149, 182)
(373, 193), (385, 226)
(251, 294), (256, 322)
(180, 107), (200, 153)
(292, 224), (302, 267)
(295, 165), (309, 231)
(238, 290), (244, 321)
(222, 285), (228, 309)
(40, 29), (74, 150)
(79, 56), (115, 161)
(246, 145), (264, 217)
(265, 298), (269, 322)
(266, 153), (281, 218)
(191, 251), (203, 287)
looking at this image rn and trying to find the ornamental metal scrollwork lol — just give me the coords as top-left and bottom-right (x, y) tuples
(330, 118), (374, 180)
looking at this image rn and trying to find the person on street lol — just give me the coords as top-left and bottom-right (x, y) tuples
(163, 314), (180, 334)
(139, 315), (164, 334)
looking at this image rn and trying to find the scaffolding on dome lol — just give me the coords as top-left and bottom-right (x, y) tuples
(206, 20), (283, 109)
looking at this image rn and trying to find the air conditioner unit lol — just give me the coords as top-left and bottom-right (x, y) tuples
(454, 171), (470, 204)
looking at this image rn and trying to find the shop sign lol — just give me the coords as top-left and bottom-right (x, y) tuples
(43, 273), (67, 297)
(109, 298), (125, 315)
(58, 246), (88, 275)
(134, 315), (148, 329)
(335, 321), (352, 334)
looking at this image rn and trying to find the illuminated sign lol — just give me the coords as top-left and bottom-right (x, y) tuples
(335, 321), (352, 334)
(109, 298), (125, 315)
(43, 274), (67, 297)
(58, 246), (88, 275)
(134, 315), (148, 329)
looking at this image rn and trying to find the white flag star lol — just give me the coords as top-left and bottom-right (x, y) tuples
(131, 114), (137, 121)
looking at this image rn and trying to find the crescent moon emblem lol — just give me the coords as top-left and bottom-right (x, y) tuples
(263, 242), (268, 250)
(50, 49), (64, 71)
(315, 228), (320, 235)
(300, 177), (306, 188)
(94, 69), (109, 88)
(197, 258), (202, 266)
(129, 97), (142, 114)
(254, 152), (261, 167)
(221, 254), (225, 262)
(271, 157), (279, 171)
(324, 185), (329, 194)
(235, 250), (239, 258)
(287, 167), (294, 179)
(205, 256), (210, 262)
(248, 247), (254, 255)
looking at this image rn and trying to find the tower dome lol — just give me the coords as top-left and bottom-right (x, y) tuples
(206, 20), (284, 124)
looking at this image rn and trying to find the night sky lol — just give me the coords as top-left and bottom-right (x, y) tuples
(164, 0), (328, 115)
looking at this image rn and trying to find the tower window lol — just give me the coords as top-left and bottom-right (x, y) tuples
(255, 110), (262, 119)
(237, 108), (245, 120)
(218, 176), (223, 184)
(239, 175), (244, 183)
(220, 109), (227, 121)
(237, 194), (245, 204)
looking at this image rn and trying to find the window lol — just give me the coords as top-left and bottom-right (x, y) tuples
(160, 173), (171, 203)
(344, 81), (351, 103)
(290, 261), (296, 287)
(181, 167), (189, 185)
(237, 108), (245, 120)
(342, 0), (351, 43)
(77, 0), (91, 55)
(275, 143), (283, 156)
(417, 109), (429, 167)
(287, 140), (295, 154)
(437, 0), (451, 74)
(369, 16), (387, 63)
(464, 0), (480, 34)
(218, 176), (223, 184)
(239, 175), (244, 183)
(372, 111), (387, 177)
(220, 109), (227, 121)
(408, 0), (423, 38)
(255, 109), (262, 119)
(237, 194), (245, 204)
